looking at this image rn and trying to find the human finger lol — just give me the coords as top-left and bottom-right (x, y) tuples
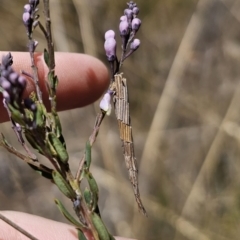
(0, 211), (136, 240)
(0, 51), (109, 123)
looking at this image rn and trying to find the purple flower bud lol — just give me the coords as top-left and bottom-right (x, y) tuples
(132, 7), (139, 16)
(0, 70), (9, 78)
(18, 76), (27, 89)
(119, 20), (129, 36)
(130, 39), (140, 51)
(24, 4), (31, 13)
(22, 12), (31, 27)
(124, 9), (133, 21)
(24, 98), (37, 112)
(120, 15), (127, 22)
(2, 53), (13, 68)
(3, 91), (10, 102)
(100, 91), (113, 114)
(9, 72), (19, 84)
(127, 1), (135, 10)
(1, 80), (11, 91)
(104, 30), (115, 40)
(131, 18), (141, 32)
(104, 38), (117, 62)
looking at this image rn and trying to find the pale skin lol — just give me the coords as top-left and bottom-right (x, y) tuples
(0, 52), (135, 240)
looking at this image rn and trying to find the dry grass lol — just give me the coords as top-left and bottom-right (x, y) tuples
(1, 0), (240, 239)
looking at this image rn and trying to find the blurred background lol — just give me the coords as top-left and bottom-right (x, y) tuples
(1, 0), (240, 239)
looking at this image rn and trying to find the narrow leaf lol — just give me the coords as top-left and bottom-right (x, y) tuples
(1, 133), (11, 147)
(35, 102), (46, 128)
(28, 163), (53, 180)
(78, 230), (87, 240)
(52, 170), (75, 199)
(25, 132), (44, 155)
(48, 133), (69, 163)
(54, 199), (84, 229)
(91, 213), (110, 240)
(86, 173), (99, 211)
(83, 188), (92, 209)
(44, 48), (49, 67)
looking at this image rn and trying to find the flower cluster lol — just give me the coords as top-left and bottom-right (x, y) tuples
(104, 1), (141, 66)
(101, 1), (141, 113)
(0, 54), (38, 129)
(0, 53), (26, 106)
(22, 0), (40, 37)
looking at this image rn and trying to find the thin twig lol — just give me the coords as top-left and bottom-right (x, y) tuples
(3, 99), (36, 159)
(76, 112), (106, 181)
(43, 0), (55, 71)
(0, 138), (52, 175)
(0, 213), (39, 240)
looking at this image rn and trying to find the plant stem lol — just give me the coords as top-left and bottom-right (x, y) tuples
(0, 213), (39, 240)
(29, 40), (43, 103)
(75, 112), (106, 181)
(43, 0), (58, 130)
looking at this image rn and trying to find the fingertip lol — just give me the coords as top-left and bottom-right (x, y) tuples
(50, 53), (109, 111)
(0, 52), (110, 123)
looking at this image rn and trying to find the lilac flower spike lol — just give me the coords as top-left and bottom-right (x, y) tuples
(104, 36), (117, 62)
(22, 0), (39, 37)
(104, 1), (141, 65)
(0, 53), (27, 105)
(104, 30), (115, 40)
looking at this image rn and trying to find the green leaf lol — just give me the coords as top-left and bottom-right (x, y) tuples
(91, 213), (110, 240)
(44, 48), (49, 67)
(54, 114), (62, 138)
(85, 141), (91, 170)
(78, 230), (87, 240)
(48, 133), (69, 163)
(109, 234), (116, 240)
(109, 233), (116, 240)
(28, 163), (53, 180)
(83, 188), (92, 208)
(25, 132), (44, 155)
(8, 105), (25, 126)
(52, 170), (75, 199)
(84, 187), (101, 216)
(54, 199), (85, 229)
(48, 71), (58, 90)
(35, 102), (46, 128)
(1, 133), (11, 147)
(86, 173), (99, 211)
